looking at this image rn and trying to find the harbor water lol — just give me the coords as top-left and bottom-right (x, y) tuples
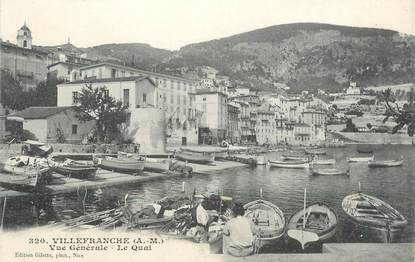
(1, 144), (414, 248)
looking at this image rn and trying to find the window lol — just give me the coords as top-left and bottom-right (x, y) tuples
(123, 89), (130, 107)
(72, 125), (78, 135)
(143, 93), (147, 104)
(23, 40), (27, 47)
(98, 68), (102, 79)
(177, 95), (180, 105)
(23, 31), (27, 36)
(111, 69), (116, 78)
(72, 91), (79, 104)
(121, 71), (125, 77)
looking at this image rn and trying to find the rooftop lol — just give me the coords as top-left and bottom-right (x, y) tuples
(59, 76), (156, 86)
(10, 106), (74, 119)
(80, 62), (198, 83)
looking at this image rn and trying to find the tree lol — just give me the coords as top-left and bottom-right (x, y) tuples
(0, 69), (30, 110)
(342, 118), (358, 132)
(366, 123), (373, 130)
(76, 84), (129, 143)
(29, 74), (63, 106)
(381, 88), (415, 137)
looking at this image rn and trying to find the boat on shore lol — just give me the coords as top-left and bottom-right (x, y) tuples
(175, 151), (215, 165)
(0, 155), (51, 190)
(180, 147), (228, 160)
(348, 156), (374, 163)
(117, 152), (172, 173)
(269, 160), (309, 169)
(311, 167), (349, 176)
(50, 159), (97, 179)
(244, 199), (286, 249)
(342, 192), (407, 243)
(95, 156), (145, 174)
(368, 158), (403, 168)
(287, 202), (338, 247)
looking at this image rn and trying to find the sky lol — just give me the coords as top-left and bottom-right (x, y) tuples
(0, 0), (414, 50)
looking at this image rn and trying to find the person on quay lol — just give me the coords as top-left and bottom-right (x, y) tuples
(194, 199), (214, 241)
(223, 202), (255, 257)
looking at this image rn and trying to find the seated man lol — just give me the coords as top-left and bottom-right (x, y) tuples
(134, 203), (165, 219)
(223, 202), (255, 257)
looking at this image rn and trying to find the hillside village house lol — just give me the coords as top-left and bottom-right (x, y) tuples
(8, 106), (95, 143)
(0, 23), (50, 90)
(194, 89), (228, 144)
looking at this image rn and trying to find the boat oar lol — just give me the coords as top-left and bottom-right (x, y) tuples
(287, 188), (319, 250)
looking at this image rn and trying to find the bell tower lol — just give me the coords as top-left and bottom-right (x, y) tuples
(16, 22), (32, 49)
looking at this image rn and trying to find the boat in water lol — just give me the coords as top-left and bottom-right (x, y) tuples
(95, 156), (145, 174)
(311, 158), (336, 165)
(269, 160), (309, 169)
(0, 155), (51, 190)
(244, 199), (286, 250)
(311, 167), (349, 176)
(305, 149), (326, 155)
(50, 159), (97, 179)
(175, 151), (215, 164)
(342, 192), (407, 243)
(347, 156), (374, 163)
(368, 158), (403, 168)
(357, 146), (374, 154)
(256, 155), (267, 165)
(287, 202), (338, 248)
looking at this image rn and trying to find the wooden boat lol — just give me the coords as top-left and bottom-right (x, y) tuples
(287, 203), (338, 247)
(95, 156), (145, 174)
(305, 149), (326, 155)
(117, 152), (172, 173)
(256, 155), (266, 165)
(175, 151), (215, 164)
(50, 159), (97, 179)
(311, 158), (336, 165)
(357, 146), (373, 154)
(0, 156), (50, 190)
(348, 156), (374, 163)
(342, 193), (407, 243)
(269, 160), (309, 169)
(368, 158), (403, 168)
(244, 199), (285, 249)
(311, 167), (349, 176)
(281, 154), (309, 161)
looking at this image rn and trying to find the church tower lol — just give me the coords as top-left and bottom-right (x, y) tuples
(16, 22), (32, 49)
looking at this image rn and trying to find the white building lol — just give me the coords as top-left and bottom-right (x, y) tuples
(346, 81), (361, 95)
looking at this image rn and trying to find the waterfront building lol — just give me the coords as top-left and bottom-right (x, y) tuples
(229, 95), (260, 144)
(227, 102), (240, 144)
(194, 89), (227, 144)
(8, 106), (95, 143)
(0, 23), (50, 90)
(255, 110), (277, 145)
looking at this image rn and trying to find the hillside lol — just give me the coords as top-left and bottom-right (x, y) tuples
(50, 23), (415, 93)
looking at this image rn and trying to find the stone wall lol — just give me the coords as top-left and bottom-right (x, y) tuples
(337, 132), (414, 144)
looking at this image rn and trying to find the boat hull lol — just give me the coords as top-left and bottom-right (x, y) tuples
(348, 157), (374, 163)
(368, 160), (403, 168)
(269, 160), (309, 169)
(52, 165), (97, 179)
(175, 152), (215, 164)
(0, 166), (50, 190)
(311, 168), (349, 176)
(144, 158), (171, 173)
(311, 159), (335, 165)
(98, 158), (145, 174)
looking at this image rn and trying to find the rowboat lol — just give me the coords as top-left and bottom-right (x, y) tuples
(357, 146), (374, 154)
(342, 193), (407, 243)
(0, 156), (51, 190)
(311, 158), (336, 165)
(269, 160), (309, 169)
(368, 158), (403, 168)
(311, 167), (349, 176)
(287, 203), (338, 247)
(305, 149), (326, 155)
(348, 156), (374, 163)
(95, 156), (145, 174)
(281, 153), (309, 161)
(256, 155), (267, 165)
(175, 151), (215, 164)
(180, 147), (228, 160)
(117, 152), (172, 173)
(50, 159), (97, 179)
(244, 199), (286, 249)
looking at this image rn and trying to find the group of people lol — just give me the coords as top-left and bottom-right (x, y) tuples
(195, 199), (257, 257)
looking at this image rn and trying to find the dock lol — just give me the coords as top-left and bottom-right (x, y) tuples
(0, 160), (246, 198)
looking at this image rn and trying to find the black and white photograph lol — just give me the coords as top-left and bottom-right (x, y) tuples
(0, 0), (414, 261)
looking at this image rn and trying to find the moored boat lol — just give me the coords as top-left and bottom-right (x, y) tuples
(342, 192), (407, 243)
(368, 158), (403, 168)
(305, 149), (326, 155)
(311, 167), (349, 176)
(357, 146), (374, 154)
(244, 199), (285, 250)
(256, 155), (266, 165)
(347, 156), (374, 163)
(287, 202), (338, 247)
(175, 151), (215, 164)
(50, 159), (97, 179)
(95, 156), (145, 174)
(311, 158), (336, 165)
(269, 160), (309, 169)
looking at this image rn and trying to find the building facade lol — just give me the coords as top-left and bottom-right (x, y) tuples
(0, 23), (50, 90)
(227, 102), (240, 144)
